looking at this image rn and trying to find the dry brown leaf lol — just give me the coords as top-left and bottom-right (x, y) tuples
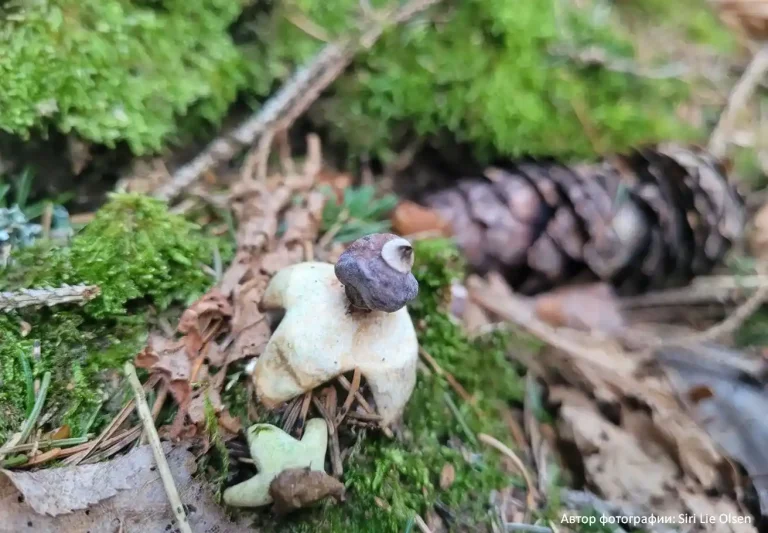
(0, 443), (250, 531)
(230, 282), (271, 362)
(218, 411), (243, 435)
(470, 273), (726, 487)
(268, 467), (345, 516)
(439, 463), (456, 490)
(178, 289), (232, 336)
(533, 282), (626, 335)
(260, 248), (302, 276)
(202, 340), (227, 367)
(187, 387), (224, 425)
(135, 334), (193, 406)
(316, 169), (352, 202)
(178, 289), (232, 359)
(553, 387), (696, 521)
(391, 200), (451, 237)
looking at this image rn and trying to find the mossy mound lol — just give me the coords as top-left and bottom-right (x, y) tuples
(0, 0), (248, 154)
(241, 0), (716, 162)
(1, 0), (733, 163)
(0, 193), (223, 441)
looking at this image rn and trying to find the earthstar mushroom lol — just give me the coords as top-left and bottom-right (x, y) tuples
(249, 233), (420, 426)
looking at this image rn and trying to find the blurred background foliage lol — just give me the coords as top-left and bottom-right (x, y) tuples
(0, 0), (736, 165)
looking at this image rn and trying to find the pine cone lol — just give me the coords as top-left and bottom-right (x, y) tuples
(420, 144), (746, 296)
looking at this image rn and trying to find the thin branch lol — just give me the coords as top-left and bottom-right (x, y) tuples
(620, 274), (768, 308)
(0, 284), (100, 312)
(154, 0), (444, 201)
(709, 44), (768, 160)
(125, 362), (192, 533)
(549, 44), (689, 80)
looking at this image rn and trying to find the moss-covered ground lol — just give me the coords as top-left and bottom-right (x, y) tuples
(0, 193), (230, 440)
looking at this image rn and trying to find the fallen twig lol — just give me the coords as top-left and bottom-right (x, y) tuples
(668, 277), (768, 344)
(0, 371), (51, 462)
(0, 284), (100, 312)
(154, 0), (444, 201)
(709, 44), (768, 159)
(125, 362), (192, 533)
(549, 44), (689, 80)
(620, 274), (768, 308)
(140, 383), (169, 445)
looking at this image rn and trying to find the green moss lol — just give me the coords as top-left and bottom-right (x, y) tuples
(255, 0), (696, 161)
(0, 0), (728, 160)
(0, 0), (249, 154)
(3, 192), (217, 317)
(0, 193), (223, 442)
(0, 310), (146, 440)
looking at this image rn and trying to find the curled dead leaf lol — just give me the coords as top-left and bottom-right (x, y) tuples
(533, 282), (626, 335)
(391, 200), (451, 237)
(135, 335), (192, 406)
(188, 387), (224, 425)
(178, 289), (233, 336)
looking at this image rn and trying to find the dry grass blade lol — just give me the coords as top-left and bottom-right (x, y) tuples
(282, 396), (304, 435)
(337, 375), (394, 438)
(414, 514), (434, 533)
(478, 433), (539, 508)
(70, 401), (136, 466)
(419, 347), (479, 414)
(297, 391), (313, 438)
(336, 368), (362, 425)
(311, 396), (343, 477)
